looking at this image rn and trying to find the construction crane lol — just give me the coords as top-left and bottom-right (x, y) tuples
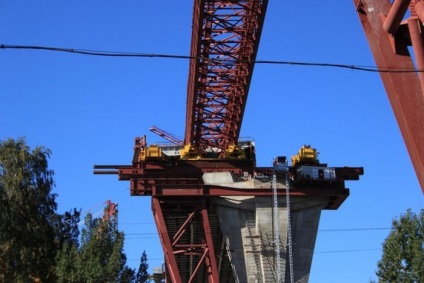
(149, 126), (183, 145)
(95, 1), (364, 282)
(77, 200), (118, 229)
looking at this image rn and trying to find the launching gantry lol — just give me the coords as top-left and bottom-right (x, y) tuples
(95, 0), (364, 282)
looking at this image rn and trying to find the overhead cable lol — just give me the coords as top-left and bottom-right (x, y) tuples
(315, 248), (381, 254)
(0, 43), (421, 73)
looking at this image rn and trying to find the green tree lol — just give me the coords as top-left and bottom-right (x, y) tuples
(375, 209), (424, 282)
(0, 138), (141, 282)
(55, 209), (82, 283)
(56, 208), (81, 247)
(135, 250), (151, 283)
(55, 207), (136, 283)
(0, 138), (58, 282)
(58, 205), (135, 283)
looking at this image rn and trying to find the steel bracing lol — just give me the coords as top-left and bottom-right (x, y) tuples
(185, 0), (268, 153)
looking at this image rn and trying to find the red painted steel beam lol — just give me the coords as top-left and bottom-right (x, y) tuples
(171, 210), (197, 246)
(200, 199), (219, 283)
(188, 250), (207, 283)
(152, 197), (182, 283)
(95, 160), (362, 209)
(382, 0), (410, 34)
(354, 0), (424, 192)
(185, 0), (268, 153)
(414, 1), (424, 23)
(408, 18), (424, 91)
(137, 184), (349, 210)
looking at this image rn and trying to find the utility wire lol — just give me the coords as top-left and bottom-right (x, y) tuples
(123, 227), (392, 240)
(127, 249), (381, 262)
(319, 227), (391, 232)
(315, 248), (381, 254)
(1, 43), (422, 73)
(122, 227), (391, 234)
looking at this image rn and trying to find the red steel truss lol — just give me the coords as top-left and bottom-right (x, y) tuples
(354, 0), (424, 192)
(152, 198), (219, 283)
(185, 0), (268, 153)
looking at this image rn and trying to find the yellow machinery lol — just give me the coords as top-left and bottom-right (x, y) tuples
(139, 139), (250, 161)
(291, 145), (319, 166)
(180, 143), (247, 160)
(223, 144), (246, 159)
(139, 145), (163, 161)
(180, 144), (201, 160)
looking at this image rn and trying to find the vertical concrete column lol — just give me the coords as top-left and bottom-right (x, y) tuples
(216, 195), (329, 283)
(288, 197), (327, 283)
(215, 196), (256, 283)
(255, 196), (288, 282)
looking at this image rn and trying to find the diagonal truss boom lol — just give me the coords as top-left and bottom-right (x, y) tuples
(185, 0), (268, 153)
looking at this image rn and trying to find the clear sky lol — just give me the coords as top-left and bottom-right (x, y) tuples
(1, 1), (423, 282)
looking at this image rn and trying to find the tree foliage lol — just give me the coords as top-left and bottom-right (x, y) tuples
(55, 208), (82, 282)
(0, 138), (58, 282)
(55, 208), (138, 283)
(376, 209), (424, 283)
(136, 251), (150, 283)
(1, 138), (149, 283)
(76, 211), (135, 282)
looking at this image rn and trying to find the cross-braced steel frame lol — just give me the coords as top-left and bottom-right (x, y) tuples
(185, 0), (268, 153)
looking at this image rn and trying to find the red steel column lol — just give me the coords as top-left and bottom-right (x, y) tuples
(354, 0), (424, 192)
(200, 199), (219, 283)
(152, 198), (182, 283)
(408, 18), (424, 90)
(413, 0), (424, 23)
(383, 0), (411, 33)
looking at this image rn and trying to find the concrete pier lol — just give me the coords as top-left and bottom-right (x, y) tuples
(215, 195), (328, 283)
(206, 172), (330, 283)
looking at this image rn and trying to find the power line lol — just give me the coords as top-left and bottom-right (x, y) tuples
(315, 248), (381, 254)
(319, 227), (391, 232)
(121, 227), (391, 234)
(126, 233), (158, 236)
(1, 43), (422, 73)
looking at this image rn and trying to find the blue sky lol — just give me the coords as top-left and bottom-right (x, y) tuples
(1, 1), (423, 282)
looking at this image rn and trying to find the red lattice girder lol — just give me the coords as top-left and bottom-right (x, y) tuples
(185, 0), (268, 153)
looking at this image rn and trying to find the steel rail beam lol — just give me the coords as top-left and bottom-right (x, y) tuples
(185, 0), (268, 154)
(354, 0), (424, 191)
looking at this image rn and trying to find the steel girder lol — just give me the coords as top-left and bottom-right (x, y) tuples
(354, 0), (424, 191)
(185, 0), (268, 154)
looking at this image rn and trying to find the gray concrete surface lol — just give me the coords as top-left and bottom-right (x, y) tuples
(209, 172), (330, 283)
